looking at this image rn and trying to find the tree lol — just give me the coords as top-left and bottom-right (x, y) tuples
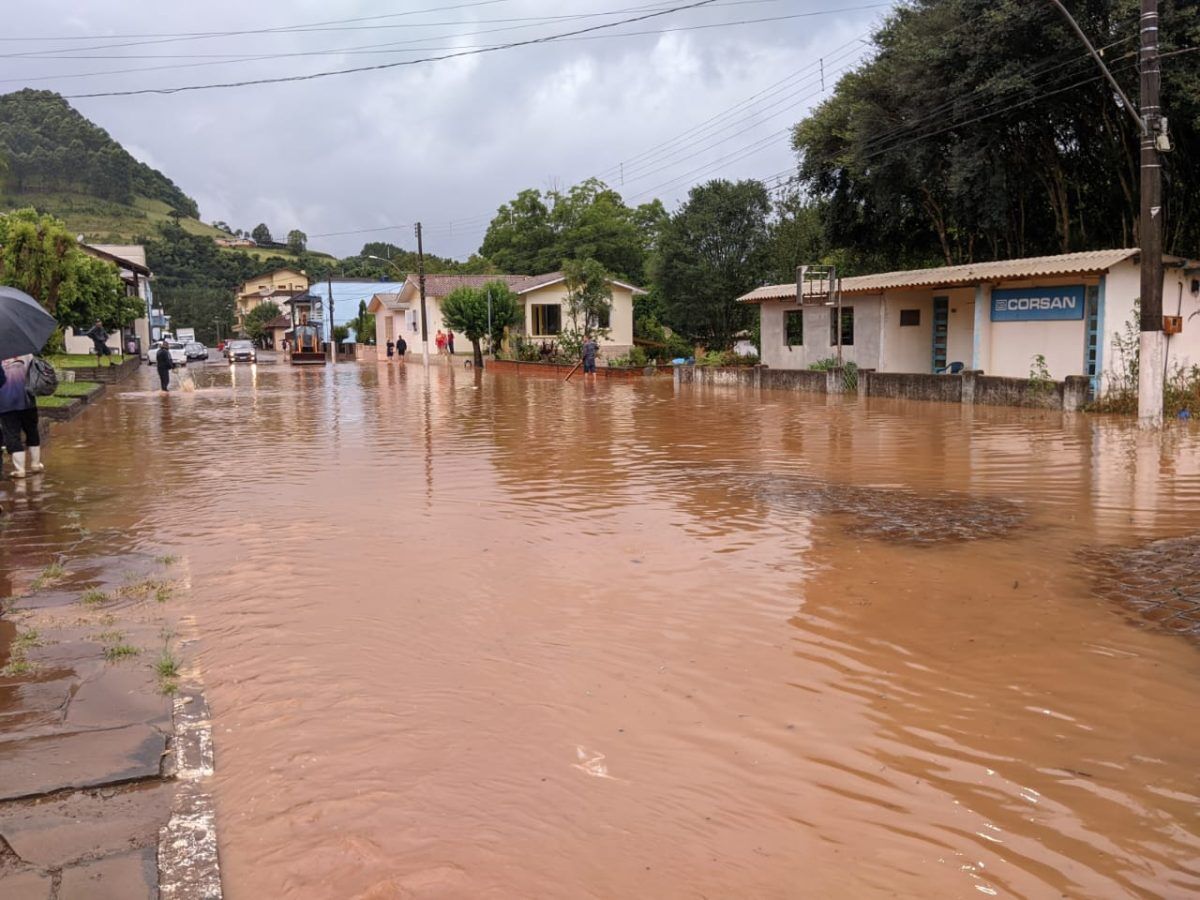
(243, 301), (281, 343)
(0, 208), (132, 343)
(440, 280), (521, 368)
(287, 229), (307, 254)
(347, 299), (374, 345)
(251, 223), (273, 245)
(656, 179), (773, 349)
(790, 0), (1200, 265)
(331, 324), (349, 343)
(562, 258), (613, 334)
(479, 179), (660, 282)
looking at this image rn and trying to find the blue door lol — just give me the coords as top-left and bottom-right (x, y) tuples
(931, 297), (949, 372)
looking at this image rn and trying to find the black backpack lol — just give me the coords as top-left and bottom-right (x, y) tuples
(27, 357), (58, 397)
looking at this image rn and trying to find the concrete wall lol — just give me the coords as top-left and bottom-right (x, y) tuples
(865, 372), (962, 403)
(759, 296), (882, 370)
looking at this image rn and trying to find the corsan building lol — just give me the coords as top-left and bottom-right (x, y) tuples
(739, 249), (1200, 396)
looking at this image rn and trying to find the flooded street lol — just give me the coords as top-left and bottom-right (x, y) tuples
(5, 360), (1200, 898)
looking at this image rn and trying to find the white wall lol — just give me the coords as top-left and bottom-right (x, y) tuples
(881, 291), (934, 373)
(520, 283), (636, 349)
(1100, 261), (1200, 393)
(878, 288), (974, 373)
(759, 297), (882, 370)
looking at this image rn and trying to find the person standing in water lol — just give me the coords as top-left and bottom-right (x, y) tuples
(155, 340), (173, 392)
(581, 333), (599, 377)
(0, 355), (44, 478)
(447, 331), (456, 355)
(396, 335), (408, 361)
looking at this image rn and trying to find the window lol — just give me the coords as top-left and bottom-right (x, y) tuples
(784, 310), (804, 346)
(830, 307), (854, 346)
(532, 304), (562, 336)
(593, 306), (611, 330)
(899, 309), (921, 327)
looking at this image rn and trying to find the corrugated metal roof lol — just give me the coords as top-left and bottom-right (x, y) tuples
(739, 249), (1139, 303)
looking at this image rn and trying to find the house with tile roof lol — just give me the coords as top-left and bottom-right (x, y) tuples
(738, 249), (1200, 394)
(366, 272), (642, 361)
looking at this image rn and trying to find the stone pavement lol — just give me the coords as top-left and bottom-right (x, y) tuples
(1081, 534), (1200, 638)
(0, 552), (220, 899)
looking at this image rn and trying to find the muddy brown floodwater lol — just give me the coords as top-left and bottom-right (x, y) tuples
(4, 360), (1200, 898)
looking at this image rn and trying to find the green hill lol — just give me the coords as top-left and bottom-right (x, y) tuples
(0, 89), (198, 215)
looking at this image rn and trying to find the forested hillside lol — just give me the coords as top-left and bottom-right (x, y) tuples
(791, 0), (1200, 267)
(0, 89), (199, 217)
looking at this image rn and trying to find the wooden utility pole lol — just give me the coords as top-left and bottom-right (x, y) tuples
(415, 222), (430, 368)
(1137, 0), (1165, 424)
(1049, 0), (1168, 424)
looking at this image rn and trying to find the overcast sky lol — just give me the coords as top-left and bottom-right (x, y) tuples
(2, 0), (894, 259)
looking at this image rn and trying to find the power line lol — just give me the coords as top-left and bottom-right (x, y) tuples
(594, 34), (870, 182)
(1, 0), (799, 61)
(11, 6), (881, 88)
(61, 0), (726, 98)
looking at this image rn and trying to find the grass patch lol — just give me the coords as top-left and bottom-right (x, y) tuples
(36, 395), (76, 409)
(45, 353), (113, 369)
(104, 642), (140, 661)
(155, 647), (180, 694)
(54, 381), (103, 398)
(12, 628), (43, 651)
(80, 587), (110, 607)
(154, 554), (179, 567)
(2, 627), (43, 677)
(117, 577), (174, 603)
(30, 561), (67, 591)
(154, 649), (179, 680)
(1, 658), (35, 677)
(94, 629), (125, 644)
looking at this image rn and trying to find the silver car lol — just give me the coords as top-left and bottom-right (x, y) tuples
(226, 340), (257, 363)
(184, 341), (208, 361)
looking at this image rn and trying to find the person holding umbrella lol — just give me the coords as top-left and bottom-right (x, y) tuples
(0, 355), (43, 478)
(0, 285), (57, 478)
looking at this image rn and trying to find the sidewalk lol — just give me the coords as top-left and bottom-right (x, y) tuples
(0, 547), (219, 899)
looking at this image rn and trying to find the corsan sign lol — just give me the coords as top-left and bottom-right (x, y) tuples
(990, 285), (1086, 322)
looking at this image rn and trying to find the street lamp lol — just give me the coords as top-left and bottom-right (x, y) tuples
(368, 255), (428, 368)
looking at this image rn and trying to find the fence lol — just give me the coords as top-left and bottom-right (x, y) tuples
(676, 365), (1091, 411)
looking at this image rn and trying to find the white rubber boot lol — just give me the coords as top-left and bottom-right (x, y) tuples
(28, 446), (44, 473)
(11, 451), (27, 479)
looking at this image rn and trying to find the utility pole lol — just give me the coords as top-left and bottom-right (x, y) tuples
(327, 275), (337, 364)
(1050, 0), (1168, 424)
(415, 222), (430, 368)
(1137, 0), (1165, 425)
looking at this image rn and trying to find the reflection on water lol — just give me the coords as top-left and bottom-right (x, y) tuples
(2, 361), (1199, 898)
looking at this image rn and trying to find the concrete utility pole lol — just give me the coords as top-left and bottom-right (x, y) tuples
(1050, 0), (1167, 424)
(415, 222), (430, 368)
(1137, 0), (1165, 425)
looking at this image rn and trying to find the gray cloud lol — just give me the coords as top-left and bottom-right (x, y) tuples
(3, 0), (891, 259)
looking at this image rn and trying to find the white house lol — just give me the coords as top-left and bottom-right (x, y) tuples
(740, 249), (1200, 395)
(368, 272), (641, 360)
(67, 243), (155, 355)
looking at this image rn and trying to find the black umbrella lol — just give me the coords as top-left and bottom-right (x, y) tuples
(0, 285), (57, 359)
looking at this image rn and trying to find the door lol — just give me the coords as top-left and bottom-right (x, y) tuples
(931, 296), (949, 372)
(1084, 284), (1100, 395)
